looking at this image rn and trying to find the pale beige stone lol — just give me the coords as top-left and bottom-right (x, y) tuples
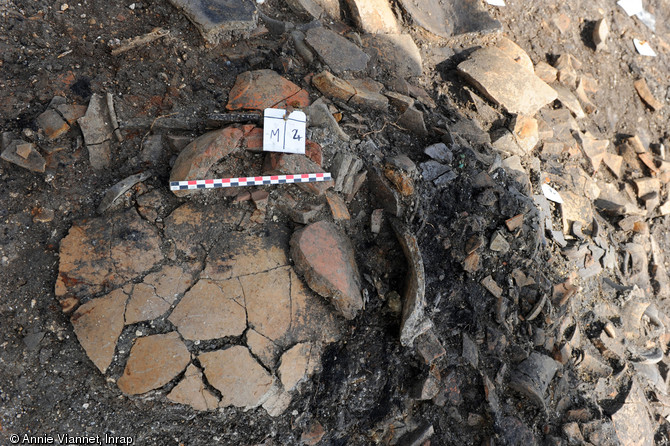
(168, 279), (246, 341)
(71, 288), (128, 373)
(125, 283), (171, 325)
(278, 342), (322, 391)
(117, 332), (190, 395)
(167, 364), (219, 411)
(199, 346), (274, 409)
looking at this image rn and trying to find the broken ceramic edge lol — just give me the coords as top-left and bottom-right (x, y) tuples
(97, 171), (152, 214)
(389, 217), (432, 348)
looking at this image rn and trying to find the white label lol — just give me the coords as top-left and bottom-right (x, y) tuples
(617, 0), (643, 16)
(263, 108), (306, 154)
(634, 38), (657, 57)
(486, 0), (506, 6)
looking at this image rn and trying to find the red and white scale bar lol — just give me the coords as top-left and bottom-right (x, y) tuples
(170, 172), (332, 190)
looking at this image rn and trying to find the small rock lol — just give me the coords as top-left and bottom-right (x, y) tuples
(509, 352), (559, 408)
(554, 54), (579, 89)
(345, 0), (399, 34)
(398, 106), (427, 136)
(385, 91), (415, 112)
(117, 332), (190, 395)
(199, 346), (274, 410)
(491, 128), (525, 156)
(398, 0), (500, 37)
(414, 367), (441, 400)
(481, 275), (503, 298)
(348, 81), (389, 111)
(305, 27), (370, 74)
(1, 140), (46, 173)
(77, 94), (114, 169)
(226, 70), (307, 111)
(510, 115), (539, 153)
(575, 131), (609, 171)
(306, 97), (349, 141)
(362, 33), (422, 78)
(463, 252), (481, 273)
(301, 421), (326, 446)
(312, 71), (357, 102)
(593, 18), (609, 51)
(490, 232), (510, 253)
(495, 37), (534, 72)
(505, 213), (524, 231)
(424, 143), (453, 163)
(575, 79), (597, 113)
(36, 109), (70, 140)
(167, 364), (219, 411)
(458, 47), (557, 115)
(384, 154), (417, 196)
(602, 152), (624, 178)
(634, 78), (664, 111)
(553, 84), (586, 119)
(168, 0), (257, 44)
(32, 207), (55, 223)
(325, 191), (351, 220)
(420, 160), (450, 181)
(462, 333), (479, 368)
(534, 61), (558, 84)
(634, 177), (660, 198)
(290, 221), (363, 319)
(370, 208), (383, 234)
(414, 328), (445, 364)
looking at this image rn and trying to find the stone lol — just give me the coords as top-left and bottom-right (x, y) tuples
(306, 98), (350, 141)
(398, 106), (427, 136)
(348, 83), (389, 111)
(55, 104), (87, 124)
(117, 332), (190, 395)
(77, 94), (114, 169)
(36, 109), (70, 140)
(510, 115), (539, 153)
(495, 37), (534, 73)
(32, 207), (54, 223)
(169, 279), (247, 341)
(553, 84), (586, 119)
(534, 61), (558, 84)
(634, 177), (660, 198)
(554, 54), (579, 89)
(369, 168), (402, 216)
(458, 47), (557, 115)
(124, 283), (171, 325)
(414, 328), (445, 364)
(575, 78), (597, 114)
(167, 364), (219, 411)
(398, 0), (500, 37)
(501, 155), (530, 192)
(560, 190), (594, 235)
(1, 140), (46, 173)
(55, 209), (163, 300)
(390, 219), (432, 347)
(305, 27), (370, 74)
(301, 421), (326, 446)
(462, 333), (479, 368)
(424, 143), (453, 164)
(278, 342), (321, 391)
(463, 252), (480, 273)
(593, 18), (609, 51)
(603, 152), (624, 178)
(331, 152), (354, 192)
(345, 0), (399, 34)
(420, 160), (450, 182)
(285, 0), (330, 20)
(168, 0), (258, 44)
(226, 70), (306, 111)
(510, 352), (559, 408)
(263, 153), (332, 195)
(634, 78), (664, 111)
(325, 191), (350, 220)
(611, 379), (654, 446)
(384, 154), (417, 196)
(481, 275), (503, 298)
(371, 208), (383, 234)
(490, 232), (510, 253)
(362, 34), (422, 78)
(575, 131), (609, 171)
(71, 288), (127, 373)
(199, 346), (274, 410)
(491, 128), (525, 156)
(312, 71), (357, 102)
(290, 221), (363, 320)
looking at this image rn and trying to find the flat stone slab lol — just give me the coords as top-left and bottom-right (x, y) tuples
(117, 332), (191, 395)
(398, 0), (500, 37)
(458, 47), (558, 116)
(305, 27), (370, 74)
(168, 0), (258, 44)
